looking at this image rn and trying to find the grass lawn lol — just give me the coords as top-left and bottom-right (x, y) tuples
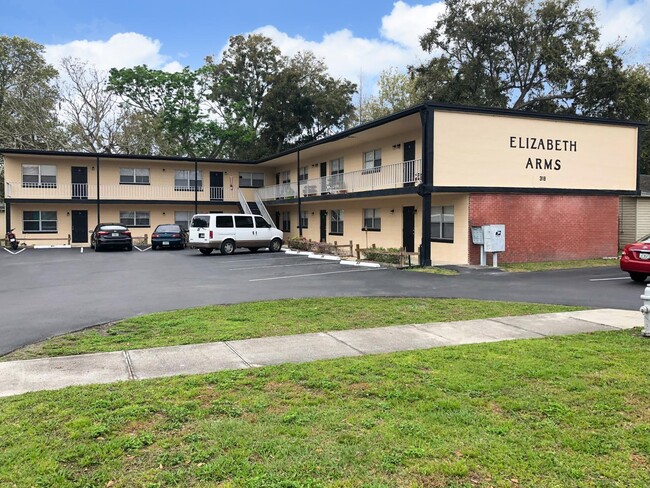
(2, 298), (580, 361)
(500, 259), (618, 272)
(1, 329), (649, 486)
(405, 267), (459, 276)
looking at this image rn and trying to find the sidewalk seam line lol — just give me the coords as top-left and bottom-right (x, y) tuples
(123, 351), (136, 380)
(489, 318), (549, 337)
(324, 332), (365, 355)
(566, 315), (622, 329)
(224, 342), (252, 368)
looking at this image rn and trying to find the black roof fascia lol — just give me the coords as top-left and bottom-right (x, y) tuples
(0, 148), (257, 165)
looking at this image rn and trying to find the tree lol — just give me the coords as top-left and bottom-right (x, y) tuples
(107, 65), (227, 158)
(205, 34), (356, 158)
(359, 67), (421, 123)
(260, 51), (356, 154)
(0, 36), (63, 149)
(411, 0), (608, 112)
(58, 57), (127, 153)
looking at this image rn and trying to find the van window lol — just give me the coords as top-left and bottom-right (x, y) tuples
(255, 216), (272, 228)
(234, 216), (254, 228)
(216, 216), (234, 228)
(191, 216), (209, 228)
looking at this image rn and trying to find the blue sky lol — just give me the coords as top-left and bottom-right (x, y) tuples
(2, 0), (649, 93)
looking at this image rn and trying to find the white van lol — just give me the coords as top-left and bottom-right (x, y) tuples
(189, 213), (284, 255)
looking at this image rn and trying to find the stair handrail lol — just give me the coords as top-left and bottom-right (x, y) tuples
(238, 189), (252, 215)
(255, 191), (276, 228)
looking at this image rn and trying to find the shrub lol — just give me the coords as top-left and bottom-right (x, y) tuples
(362, 247), (403, 265)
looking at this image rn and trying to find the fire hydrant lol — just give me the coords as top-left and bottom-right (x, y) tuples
(639, 285), (650, 337)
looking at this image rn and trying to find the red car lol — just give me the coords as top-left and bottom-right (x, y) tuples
(620, 234), (650, 282)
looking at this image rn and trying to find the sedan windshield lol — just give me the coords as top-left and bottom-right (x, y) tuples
(155, 225), (181, 233)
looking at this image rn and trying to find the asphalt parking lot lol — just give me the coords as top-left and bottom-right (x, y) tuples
(0, 246), (645, 355)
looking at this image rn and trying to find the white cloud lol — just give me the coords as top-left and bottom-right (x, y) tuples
(580, 0), (650, 61)
(380, 0), (445, 51)
(45, 32), (182, 72)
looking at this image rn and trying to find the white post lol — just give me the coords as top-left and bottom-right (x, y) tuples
(493, 252), (498, 268)
(480, 245), (486, 266)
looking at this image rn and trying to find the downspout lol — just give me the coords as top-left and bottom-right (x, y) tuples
(419, 106), (434, 266)
(194, 160), (198, 216)
(297, 150), (302, 237)
(96, 156), (101, 225)
(5, 200), (10, 236)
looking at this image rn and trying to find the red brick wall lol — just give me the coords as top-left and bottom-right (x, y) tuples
(468, 194), (619, 264)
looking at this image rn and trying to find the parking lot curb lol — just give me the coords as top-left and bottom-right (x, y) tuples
(308, 254), (341, 261)
(340, 260), (381, 268)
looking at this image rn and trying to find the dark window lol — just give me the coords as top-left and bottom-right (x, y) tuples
(254, 216), (272, 228)
(120, 211), (150, 227)
(234, 216), (254, 228)
(362, 149), (381, 174)
(281, 211), (291, 232)
(191, 216), (210, 228)
(363, 208), (381, 231)
(431, 206), (454, 241)
(215, 216), (234, 228)
(330, 210), (344, 234)
(23, 210), (57, 232)
(239, 172), (265, 188)
(120, 168), (150, 184)
(175, 170), (202, 191)
(22, 165), (57, 188)
(300, 211), (308, 229)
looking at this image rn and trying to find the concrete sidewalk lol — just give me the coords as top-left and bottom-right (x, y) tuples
(0, 309), (642, 398)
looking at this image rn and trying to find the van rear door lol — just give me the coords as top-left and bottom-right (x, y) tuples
(189, 214), (211, 245)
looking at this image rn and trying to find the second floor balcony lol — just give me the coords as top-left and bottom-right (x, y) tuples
(4, 182), (239, 202)
(257, 159), (422, 201)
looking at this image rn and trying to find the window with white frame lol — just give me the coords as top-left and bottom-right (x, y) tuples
(23, 210), (57, 232)
(22, 165), (57, 188)
(279, 171), (291, 184)
(330, 209), (344, 235)
(120, 168), (150, 184)
(239, 172), (265, 188)
(300, 210), (309, 229)
(174, 170), (202, 191)
(363, 149), (381, 173)
(363, 208), (381, 231)
(120, 211), (150, 227)
(330, 158), (344, 188)
(281, 211), (291, 232)
(431, 206), (454, 241)
(298, 166), (308, 182)
(175, 211), (192, 230)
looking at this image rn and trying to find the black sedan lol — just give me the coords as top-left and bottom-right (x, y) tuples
(151, 224), (187, 250)
(91, 223), (133, 251)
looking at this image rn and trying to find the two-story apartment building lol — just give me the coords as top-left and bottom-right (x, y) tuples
(2, 102), (642, 264)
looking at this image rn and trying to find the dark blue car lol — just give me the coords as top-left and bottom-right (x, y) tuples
(151, 224), (188, 250)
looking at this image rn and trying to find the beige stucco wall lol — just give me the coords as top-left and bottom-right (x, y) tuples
(270, 192), (469, 265)
(266, 129), (422, 183)
(433, 111), (638, 191)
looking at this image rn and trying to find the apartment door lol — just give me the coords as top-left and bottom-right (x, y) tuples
(320, 210), (327, 242)
(403, 141), (416, 187)
(402, 206), (415, 252)
(71, 167), (88, 199)
(71, 210), (88, 243)
(210, 171), (224, 201)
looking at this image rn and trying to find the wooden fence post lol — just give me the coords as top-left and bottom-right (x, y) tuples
(355, 243), (361, 261)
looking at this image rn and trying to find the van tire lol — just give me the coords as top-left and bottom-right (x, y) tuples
(221, 240), (236, 255)
(199, 248), (213, 255)
(269, 238), (282, 252)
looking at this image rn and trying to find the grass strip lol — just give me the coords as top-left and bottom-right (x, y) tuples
(0, 329), (648, 486)
(2, 298), (580, 360)
(500, 259), (618, 272)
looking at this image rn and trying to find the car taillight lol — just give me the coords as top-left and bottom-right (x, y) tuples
(122, 231), (131, 236)
(172, 234), (180, 238)
(210, 230), (213, 239)
(97, 231), (108, 236)
(622, 249), (627, 256)
(152, 233), (159, 238)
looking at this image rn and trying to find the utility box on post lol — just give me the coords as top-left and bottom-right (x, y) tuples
(474, 224), (505, 267)
(483, 225), (505, 253)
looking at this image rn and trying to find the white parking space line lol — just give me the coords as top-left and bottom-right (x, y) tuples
(589, 277), (630, 282)
(249, 268), (382, 282)
(230, 261), (339, 271)
(219, 256), (303, 263)
(135, 246), (151, 252)
(2, 248), (26, 255)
